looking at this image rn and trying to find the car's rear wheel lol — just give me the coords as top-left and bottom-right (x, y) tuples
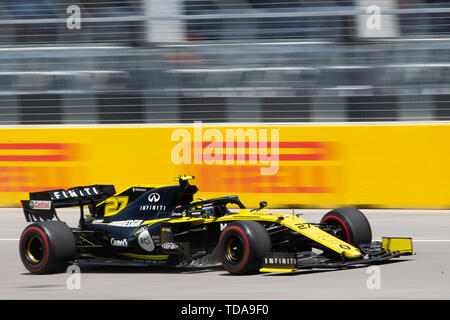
(219, 221), (271, 275)
(320, 207), (372, 248)
(19, 221), (76, 274)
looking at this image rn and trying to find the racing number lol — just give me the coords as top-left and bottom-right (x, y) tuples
(104, 196), (128, 216)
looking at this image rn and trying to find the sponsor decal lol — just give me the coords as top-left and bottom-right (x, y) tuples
(140, 204), (166, 212)
(109, 220), (143, 227)
(132, 187), (148, 192)
(138, 230), (155, 252)
(161, 242), (179, 250)
(264, 257), (296, 265)
(110, 238), (128, 247)
(51, 186), (100, 200)
(132, 259), (166, 265)
(151, 234), (161, 246)
(29, 200), (52, 210)
(147, 193), (160, 203)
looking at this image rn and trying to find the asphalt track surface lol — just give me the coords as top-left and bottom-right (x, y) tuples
(1, 208), (449, 300)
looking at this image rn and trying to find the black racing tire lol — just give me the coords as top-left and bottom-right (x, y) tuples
(320, 207), (372, 248)
(219, 221), (271, 275)
(19, 221), (76, 274)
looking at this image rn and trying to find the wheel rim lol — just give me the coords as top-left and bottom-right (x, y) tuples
(26, 236), (44, 264)
(321, 216), (351, 243)
(225, 236), (244, 264)
(328, 223), (347, 241)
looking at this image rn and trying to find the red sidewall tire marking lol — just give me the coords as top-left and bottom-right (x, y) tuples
(219, 226), (250, 273)
(20, 227), (50, 273)
(322, 215), (351, 243)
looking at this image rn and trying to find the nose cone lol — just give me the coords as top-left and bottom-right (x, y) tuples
(343, 250), (361, 259)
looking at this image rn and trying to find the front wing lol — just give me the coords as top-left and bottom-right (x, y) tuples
(260, 237), (414, 273)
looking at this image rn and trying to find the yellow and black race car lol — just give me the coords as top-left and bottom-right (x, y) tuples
(19, 176), (414, 274)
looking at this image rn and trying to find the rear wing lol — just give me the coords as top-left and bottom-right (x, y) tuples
(21, 185), (116, 222)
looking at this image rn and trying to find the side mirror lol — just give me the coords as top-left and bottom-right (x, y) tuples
(251, 201), (267, 212)
(259, 201), (267, 210)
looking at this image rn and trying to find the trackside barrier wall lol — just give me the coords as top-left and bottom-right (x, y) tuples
(0, 123), (449, 208)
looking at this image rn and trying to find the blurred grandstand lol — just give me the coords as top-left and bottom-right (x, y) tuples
(0, 0), (449, 124)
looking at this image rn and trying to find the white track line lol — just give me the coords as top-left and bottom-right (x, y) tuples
(412, 240), (450, 242)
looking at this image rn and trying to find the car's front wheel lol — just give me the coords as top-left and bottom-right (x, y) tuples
(219, 221), (271, 275)
(320, 207), (372, 248)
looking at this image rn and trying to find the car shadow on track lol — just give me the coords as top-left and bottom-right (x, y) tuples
(19, 259), (410, 276)
(74, 263), (225, 274)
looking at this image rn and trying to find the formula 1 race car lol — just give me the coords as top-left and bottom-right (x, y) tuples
(18, 176), (414, 274)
